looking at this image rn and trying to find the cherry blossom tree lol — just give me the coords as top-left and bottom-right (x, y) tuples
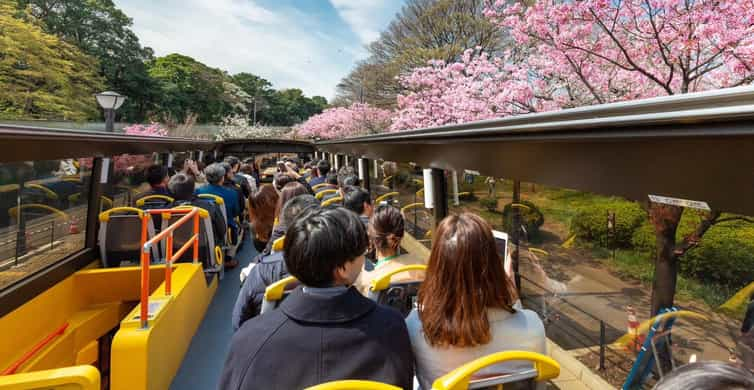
(294, 103), (394, 140)
(80, 123), (166, 174)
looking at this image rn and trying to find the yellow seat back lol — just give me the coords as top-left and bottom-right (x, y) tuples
(197, 193), (225, 205)
(375, 192), (399, 204)
(272, 236), (285, 252)
(369, 264), (427, 293)
(321, 196), (343, 207)
(311, 183), (330, 191)
(305, 380), (400, 390)
(0, 365), (100, 389)
(431, 351), (560, 390)
(316, 189), (338, 200)
(98, 206), (146, 222)
(263, 276), (298, 302)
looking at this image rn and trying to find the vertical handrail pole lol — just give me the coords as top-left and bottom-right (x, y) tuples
(600, 320), (606, 370)
(430, 168), (448, 227)
(139, 214), (150, 329)
(193, 213), (199, 264)
(165, 231), (173, 296)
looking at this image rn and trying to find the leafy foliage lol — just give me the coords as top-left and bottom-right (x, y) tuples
(479, 197), (498, 212)
(216, 114), (291, 140)
(0, 0), (104, 120)
(570, 199), (646, 248)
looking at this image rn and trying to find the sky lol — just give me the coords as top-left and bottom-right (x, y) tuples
(114, 0), (406, 101)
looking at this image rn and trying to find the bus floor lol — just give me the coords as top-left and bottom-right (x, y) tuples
(170, 228), (257, 390)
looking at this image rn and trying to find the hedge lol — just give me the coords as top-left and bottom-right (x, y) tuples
(570, 199), (646, 248)
(502, 200), (545, 239)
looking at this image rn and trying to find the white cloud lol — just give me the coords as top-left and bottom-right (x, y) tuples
(116, 0), (363, 99)
(330, 0), (403, 44)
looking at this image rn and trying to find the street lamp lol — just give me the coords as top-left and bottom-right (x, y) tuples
(95, 91), (126, 132)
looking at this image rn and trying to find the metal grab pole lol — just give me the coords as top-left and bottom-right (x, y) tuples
(193, 213), (200, 264)
(512, 180), (522, 294)
(165, 232), (173, 296)
(358, 158), (370, 192)
(139, 214), (150, 329)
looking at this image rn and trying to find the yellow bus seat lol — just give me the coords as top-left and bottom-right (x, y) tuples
(311, 183), (330, 191)
(97, 207), (158, 268)
(162, 206), (223, 280)
(375, 192), (399, 204)
(316, 189), (338, 200)
(321, 196), (343, 207)
(306, 380), (400, 390)
(261, 276), (299, 314)
(368, 264), (427, 316)
(431, 351), (560, 390)
(0, 365), (100, 389)
(271, 236), (285, 253)
(135, 194), (174, 208)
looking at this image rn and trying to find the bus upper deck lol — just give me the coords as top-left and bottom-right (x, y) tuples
(2, 86), (754, 389)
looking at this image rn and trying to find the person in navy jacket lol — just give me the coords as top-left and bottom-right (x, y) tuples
(218, 207), (414, 390)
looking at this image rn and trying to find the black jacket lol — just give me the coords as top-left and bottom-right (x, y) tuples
(170, 198), (227, 246)
(231, 251), (289, 330)
(219, 287), (414, 390)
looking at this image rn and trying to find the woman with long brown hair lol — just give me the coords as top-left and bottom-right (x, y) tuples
(405, 212), (545, 389)
(249, 184), (278, 252)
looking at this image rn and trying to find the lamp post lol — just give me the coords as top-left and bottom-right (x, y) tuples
(95, 91), (126, 132)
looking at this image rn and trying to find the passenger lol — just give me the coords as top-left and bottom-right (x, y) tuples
(275, 164), (315, 195)
(652, 361), (754, 389)
(264, 181), (312, 255)
(167, 173), (227, 253)
(222, 162), (246, 219)
(405, 212), (545, 390)
(315, 172), (338, 195)
(137, 164), (171, 199)
(342, 186), (373, 227)
(232, 194), (319, 330)
(220, 207), (414, 389)
(308, 159), (330, 187)
(248, 185), (278, 253)
(354, 204), (425, 295)
(196, 163), (241, 257)
(238, 163), (258, 194)
(225, 156), (253, 199)
(272, 172), (294, 193)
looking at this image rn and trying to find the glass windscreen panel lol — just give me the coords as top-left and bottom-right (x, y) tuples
(102, 153), (157, 208)
(0, 159), (92, 290)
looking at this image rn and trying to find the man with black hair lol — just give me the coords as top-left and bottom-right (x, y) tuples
(221, 162), (246, 217)
(168, 173), (226, 247)
(342, 186), (372, 227)
(220, 207), (414, 390)
(225, 156), (253, 198)
(231, 194), (320, 330)
(309, 159), (330, 187)
(197, 163), (240, 268)
(138, 164), (171, 198)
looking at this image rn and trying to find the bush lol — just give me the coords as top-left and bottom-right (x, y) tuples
(459, 192), (477, 202)
(570, 199), (645, 248)
(502, 200), (545, 239)
(682, 226), (754, 289)
(479, 197), (498, 212)
(631, 210), (702, 252)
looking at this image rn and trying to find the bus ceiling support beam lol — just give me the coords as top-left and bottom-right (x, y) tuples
(85, 157), (104, 249)
(511, 180), (522, 294)
(431, 168), (448, 226)
(358, 158), (371, 192)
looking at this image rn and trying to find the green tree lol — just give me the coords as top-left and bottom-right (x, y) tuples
(0, 0), (104, 120)
(18, 0), (158, 121)
(147, 54), (232, 123)
(231, 72), (274, 123)
(264, 88), (327, 126)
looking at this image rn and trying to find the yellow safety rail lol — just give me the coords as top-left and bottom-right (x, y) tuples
(370, 264), (427, 293)
(0, 365), (100, 389)
(8, 204), (69, 220)
(321, 196), (343, 207)
(432, 351), (560, 390)
(316, 189), (338, 200)
(98, 207), (145, 222)
(306, 380), (400, 390)
(401, 203), (424, 214)
(375, 192), (399, 204)
(311, 183), (330, 191)
(136, 195), (175, 207)
(26, 183), (58, 200)
(271, 236), (285, 252)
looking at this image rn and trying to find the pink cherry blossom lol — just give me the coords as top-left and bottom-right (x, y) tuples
(294, 103), (394, 140)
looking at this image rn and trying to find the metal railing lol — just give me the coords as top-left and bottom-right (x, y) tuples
(138, 207), (200, 329)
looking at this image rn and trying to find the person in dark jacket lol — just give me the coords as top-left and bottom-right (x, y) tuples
(225, 156), (253, 199)
(137, 164), (171, 199)
(308, 159), (330, 187)
(168, 173), (226, 246)
(219, 207), (414, 390)
(232, 194), (320, 330)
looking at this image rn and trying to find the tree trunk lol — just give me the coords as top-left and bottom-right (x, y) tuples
(648, 202), (683, 316)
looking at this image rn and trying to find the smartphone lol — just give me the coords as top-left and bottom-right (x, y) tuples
(277, 161), (286, 172)
(492, 230), (510, 277)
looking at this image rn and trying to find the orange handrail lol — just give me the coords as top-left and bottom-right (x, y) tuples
(2, 323), (69, 375)
(138, 207), (201, 329)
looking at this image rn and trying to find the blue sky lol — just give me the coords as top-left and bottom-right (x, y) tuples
(114, 0), (405, 100)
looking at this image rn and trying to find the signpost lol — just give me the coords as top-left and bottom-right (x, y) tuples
(648, 195), (710, 211)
